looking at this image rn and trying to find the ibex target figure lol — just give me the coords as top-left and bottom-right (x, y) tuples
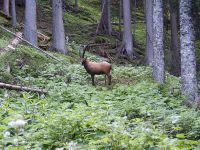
(80, 44), (112, 86)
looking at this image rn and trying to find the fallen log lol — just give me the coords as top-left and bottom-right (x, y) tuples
(20, 23), (51, 42)
(6, 32), (23, 50)
(0, 82), (47, 94)
(38, 32), (50, 42)
(0, 26), (61, 62)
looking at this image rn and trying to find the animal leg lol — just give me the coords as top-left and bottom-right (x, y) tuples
(91, 75), (95, 86)
(105, 75), (107, 84)
(108, 74), (111, 85)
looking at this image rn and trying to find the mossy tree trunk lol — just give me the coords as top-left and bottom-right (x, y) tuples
(180, 0), (198, 102)
(122, 0), (136, 59)
(3, 0), (9, 16)
(145, 0), (153, 66)
(11, 0), (17, 28)
(153, 0), (165, 84)
(52, 0), (67, 54)
(23, 0), (38, 47)
(75, 0), (78, 12)
(169, 0), (180, 76)
(96, 0), (112, 35)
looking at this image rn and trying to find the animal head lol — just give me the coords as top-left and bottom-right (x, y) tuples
(80, 57), (87, 65)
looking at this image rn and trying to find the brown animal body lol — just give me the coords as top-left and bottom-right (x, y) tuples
(80, 44), (112, 85)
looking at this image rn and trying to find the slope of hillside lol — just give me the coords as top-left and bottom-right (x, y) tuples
(0, 1), (200, 149)
(0, 30), (200, 149)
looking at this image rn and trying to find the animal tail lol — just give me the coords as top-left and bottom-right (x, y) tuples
(111, 65), (113, 71)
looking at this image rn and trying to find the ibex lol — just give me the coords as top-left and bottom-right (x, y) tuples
(80, 44), (112, 86)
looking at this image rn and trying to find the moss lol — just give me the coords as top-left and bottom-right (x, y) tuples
(0, 28), (12, 48)
(62, 0), (101, 43)
(0, 16), (9, 25)
(0, 45), (52, 77)
(0, 72), (13, 83)
(94, 36), (110, 43)
(134, 21), (146, 45)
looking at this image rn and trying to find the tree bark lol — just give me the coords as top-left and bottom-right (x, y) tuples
(180, 0), (198, 102)
(96, 0), (112, 35)
(122, 0), (135, 58)
(75, 0), (78, 12)
(169, 0), (180, 76)
(11, 0), (17, 28)
(153, 0), (165, 84)
(52, 0), (67, 54)
(118, 0), (122, 38)
(23, 0), (38, 47)
(3, 0), (9, 16)
(145, 0), (153, 66)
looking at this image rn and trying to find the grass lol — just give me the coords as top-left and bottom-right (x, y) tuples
(0, 27), (12, 48)
(0, 44), (200, 149)
(0, 1), (200, 149)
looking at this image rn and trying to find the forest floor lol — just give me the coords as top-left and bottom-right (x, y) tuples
(0, 29), (200, 149)
(0, 0), (200, 149)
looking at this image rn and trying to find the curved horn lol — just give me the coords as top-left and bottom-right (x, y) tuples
(82, 43), (92, 58)
(79, 49), (81, 58)
(82, 45), (86, 58)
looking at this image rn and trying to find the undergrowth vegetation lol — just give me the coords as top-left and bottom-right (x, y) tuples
(0, 0), (200, 149)
(0, 27), (12, 48)
(0, 45), (200, 149)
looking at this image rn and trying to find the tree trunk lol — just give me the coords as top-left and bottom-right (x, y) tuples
(52, 0), (67, 54)
(75, 0), (78, 12)
(145, 0), (153, 66)
(96, 0), (112, 35)
(119, 0), (122, 37)
(11, 0), (17, 28)
(3, 0), (9, 16)
(16, 0), (25, 6)
(133, 0), (137, 34)
(169, 0), (180, 76)
(23, 0), (38, 47)
(122, 0), (135, 58)
(153, 0), (165, 84)
(0, 25), (61, 61)
(180, 0), (198, 102)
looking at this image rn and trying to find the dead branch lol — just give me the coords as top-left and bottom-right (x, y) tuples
(0, 25), (61, 62)
(111, 21), (135, 25)
(0, 82), (47, 94)
(20, 23), (51, 42)
(83, 43), (112, 49)
(38, 32), (50, 42)
(6, 32), (23, 50)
